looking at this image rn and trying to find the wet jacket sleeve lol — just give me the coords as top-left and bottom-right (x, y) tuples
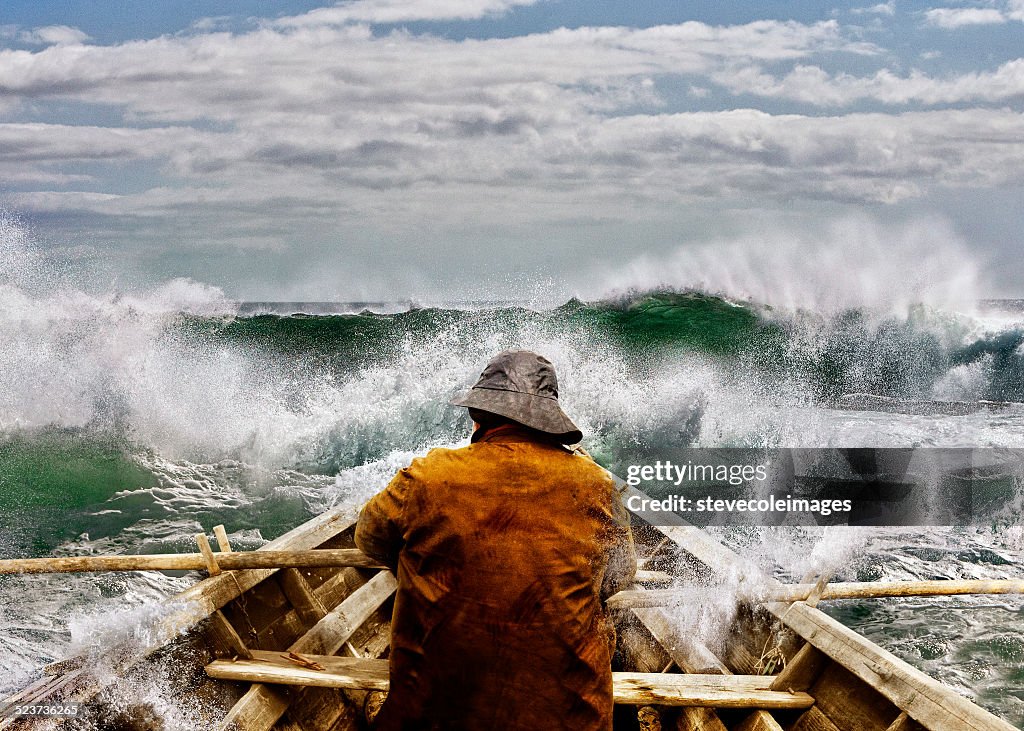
(354, 466), (414, 572)
(601, 478), (637, 601)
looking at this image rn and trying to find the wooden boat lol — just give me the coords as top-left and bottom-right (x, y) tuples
(1, 483), (1018, 731)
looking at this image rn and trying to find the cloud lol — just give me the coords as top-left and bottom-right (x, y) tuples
(717, 58), (1024, 106)
(0, 6), (1020, 288)
(272, 0), (543, 26)
(923, 7), (1006, 28)
(188, 16), (236, 33)
(0, 20), (868, 119)
(18, 25), (91, 46)
(0, 123), (212, 162)
(852, 2), (896, 16)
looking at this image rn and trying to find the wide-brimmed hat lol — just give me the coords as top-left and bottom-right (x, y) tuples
(450, 349), (582, 444)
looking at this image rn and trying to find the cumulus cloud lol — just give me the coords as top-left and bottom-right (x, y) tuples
(0, 20), (862, 114)
(924, 7), (1006, 27)
(852, 2), (896, 16)
(0, 5), (1020, 290)
(18, 25), (91, 46)
(273, 0), (543, 26)
(717, 58), (1024, 106)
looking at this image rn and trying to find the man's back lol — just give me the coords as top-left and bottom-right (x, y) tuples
(356, 425), (634, 731)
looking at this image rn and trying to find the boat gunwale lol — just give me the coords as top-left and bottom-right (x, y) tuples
(622, 483), (1018, 731)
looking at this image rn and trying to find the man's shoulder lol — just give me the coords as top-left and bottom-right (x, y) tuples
(402, 444), (470, 473)
(406, 440), (618, 485)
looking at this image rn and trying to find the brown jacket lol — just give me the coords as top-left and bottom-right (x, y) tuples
(355, 425), (635, 731)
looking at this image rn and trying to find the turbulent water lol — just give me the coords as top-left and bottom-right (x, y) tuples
(1, 216), (1022, 727)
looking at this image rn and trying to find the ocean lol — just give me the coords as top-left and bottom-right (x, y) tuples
(1, 231), (1022, 726)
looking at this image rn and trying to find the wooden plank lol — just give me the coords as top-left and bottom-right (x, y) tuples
(217, 570), (397, 731)
(206, 609), (253, 660)
(224, 577), (293, 650)
(288, 571), (395, 657)
(208, 653), (815, 710)
(791, 706), (843, 731)
(281, 686), (357, 731)
(208, 651), (390, 691)
(248, 567), (369, 652)
(0, 670), (87, 731)
(886, 713), (913, 731)
(628, 593), (731, 731)
(735, 710), (785, 731)
(769, 643), (827, 693)
(152, 510), (361, 641)
(277, 569), (329, 627)
(624, 485), (1018, 731)
(619, 614), (674, 673)
(675, 708), (728, 731)
(223, 684), (293, 731)
(633, 608), (730, 675)
(608, 579), (1024, 609)
(271, 720), (304, 731)
(0, 548), (383, 576)
(722, 635), (762, 676)
(809, 662), (899, 731)
(764, 600), (1019, 731)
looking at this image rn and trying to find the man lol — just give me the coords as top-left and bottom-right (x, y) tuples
(355, 349), (636, 730)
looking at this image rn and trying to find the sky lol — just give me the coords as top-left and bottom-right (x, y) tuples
(1, 0), (1022, 303)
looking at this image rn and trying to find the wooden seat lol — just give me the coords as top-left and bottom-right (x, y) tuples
(206, 652), (815, 710)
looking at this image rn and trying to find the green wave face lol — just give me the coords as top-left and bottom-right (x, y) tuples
(208, 293), (1024, 403)
(0, 430), (156, 555)
(2, 290), (1023, 556)
(568, 292), (784, 357)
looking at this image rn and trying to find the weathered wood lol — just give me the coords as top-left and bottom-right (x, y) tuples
(272, 719), (304, 731)
(633, 609), (730, 675)
(608, 579), (1024, 609)
(196, 532), (222, 575)
(790, 706), (843, 731)
(206, 609), (254, 660)
(244, 567), (366, 652)
(282, 684), (358, 731)
(638, 706), (663, 731)
(885, 713), (915, 731)
(768, 643), (826, 692)
(735, 710), (785, 731)
(0, 670), (87, 731)
(208, 651), (390, 691)
(0, 548), (383, 575)
(217, 570), (397, 731)
(809, 662), (900, 731)
(628, 590), (731, 731)
(208, 653), (814, 710)
(804, 572), (833, 608)
(764, 600), (1019, 731)
(278, 569), (329, 627)
(20, 510), (360, 721)
(223, 684), (293, 731)
(619, 615), (674, 673)
(626, 484), (1019, 731)
(675, 708), (728, 731)
(722, 635), (761, 676)
(214, 524), (233, 553)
